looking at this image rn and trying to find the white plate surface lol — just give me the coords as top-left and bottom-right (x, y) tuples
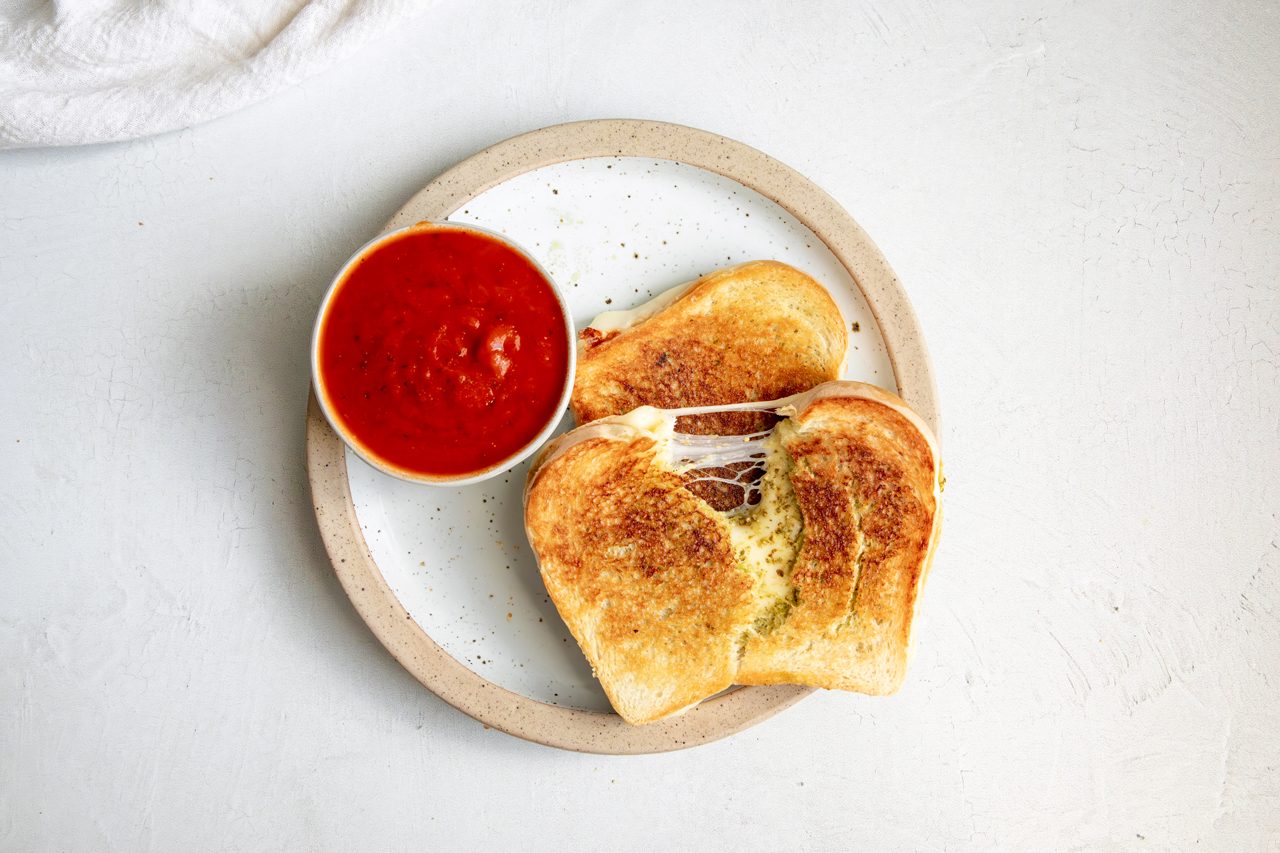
(348, 156), (894, 711)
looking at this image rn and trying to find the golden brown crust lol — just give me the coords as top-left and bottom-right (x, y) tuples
(524, 381), (942, 724)
(736, 396), (941, 693)
(524, 434), (757, 725)
(570, 261), (847, 434)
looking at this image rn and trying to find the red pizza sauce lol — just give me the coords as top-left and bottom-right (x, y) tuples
(316, 225), (570, 477)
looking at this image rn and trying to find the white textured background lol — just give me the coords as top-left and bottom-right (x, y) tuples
(2, 0), (1278, 849)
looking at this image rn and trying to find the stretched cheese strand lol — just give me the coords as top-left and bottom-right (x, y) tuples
(668, 429), (771, 514)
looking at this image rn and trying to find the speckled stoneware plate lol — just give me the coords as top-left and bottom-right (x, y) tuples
(306, 119), (939, 753)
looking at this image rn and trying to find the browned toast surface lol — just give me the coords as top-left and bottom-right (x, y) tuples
(527, 381), (941, 725)
(737, 394), (942, 693)
(571, 260), (847, 436)
(524, 432), (757, 724)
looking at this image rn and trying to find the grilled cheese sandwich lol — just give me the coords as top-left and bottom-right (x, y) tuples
(525, 381), (942, 724)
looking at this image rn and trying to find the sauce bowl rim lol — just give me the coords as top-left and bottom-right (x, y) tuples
(310, 220), (577, 486)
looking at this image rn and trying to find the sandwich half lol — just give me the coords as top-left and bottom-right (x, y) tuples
(571, 260), (848, 435)
(524, 381), (942, 725)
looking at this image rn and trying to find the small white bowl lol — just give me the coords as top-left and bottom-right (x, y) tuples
(311, 221), (576, 486)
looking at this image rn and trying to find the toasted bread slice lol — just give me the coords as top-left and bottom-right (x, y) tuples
(524, 382), (942, 725)
(736, 383), (943, 694)
(571, 260), (847, 436)
(523, 411), (758, 725)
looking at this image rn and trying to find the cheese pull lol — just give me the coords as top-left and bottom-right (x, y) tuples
(524, 381), (943, 725)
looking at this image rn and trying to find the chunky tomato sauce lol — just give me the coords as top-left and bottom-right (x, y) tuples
(317, 226), (569, 476)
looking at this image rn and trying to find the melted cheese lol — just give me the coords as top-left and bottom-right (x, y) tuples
(608, 405), (674, 442)
(724, 424), (803, 626)
(586, 407), (804, 633)
(582, 279), (698, 336)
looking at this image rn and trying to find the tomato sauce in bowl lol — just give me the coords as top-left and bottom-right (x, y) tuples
(312, 222), (574, 483)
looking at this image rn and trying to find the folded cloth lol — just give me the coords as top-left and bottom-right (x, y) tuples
(0, 0), (422, 149)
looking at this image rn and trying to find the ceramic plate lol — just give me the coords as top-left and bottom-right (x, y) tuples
(306, 120), (938, 753)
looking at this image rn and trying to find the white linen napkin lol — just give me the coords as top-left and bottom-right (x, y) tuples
(0, 0), (422, 149)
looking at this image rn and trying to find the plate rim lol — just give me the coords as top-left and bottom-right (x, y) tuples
(305, 119), (939, 754)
